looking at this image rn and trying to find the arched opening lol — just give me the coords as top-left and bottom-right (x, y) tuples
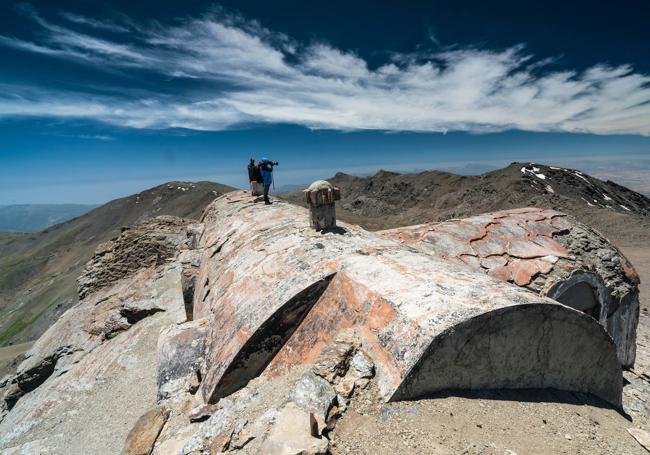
(202, 275), (335, 403)
(555, 281), (601, 319)
(545, 272), (606, 323)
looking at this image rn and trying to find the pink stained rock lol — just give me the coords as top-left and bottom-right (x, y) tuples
(471, 234), (508, 257)
(380, 208), (640, 368)
(193, 193), (622, 407)
(508, 239), (556, 259)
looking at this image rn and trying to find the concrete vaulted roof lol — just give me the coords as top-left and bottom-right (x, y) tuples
(195, 192), (623, 407)
(380, 208), (640, 368)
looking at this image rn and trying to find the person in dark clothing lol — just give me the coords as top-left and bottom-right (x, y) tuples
(258, 157), (278, 204)
(247, 158), (263, 197)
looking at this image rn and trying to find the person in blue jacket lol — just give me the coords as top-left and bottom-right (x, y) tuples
(258, 157), (278, 205)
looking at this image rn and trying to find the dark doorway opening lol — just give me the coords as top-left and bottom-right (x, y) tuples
(555, 281), (601, 319)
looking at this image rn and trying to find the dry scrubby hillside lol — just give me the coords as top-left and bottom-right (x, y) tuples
(0, 181), (234, 348)
(281, 162), (650, 245)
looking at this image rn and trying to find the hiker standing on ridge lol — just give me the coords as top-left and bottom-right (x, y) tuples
(258, 157), (278, 205)
(247, 158), (263, 198)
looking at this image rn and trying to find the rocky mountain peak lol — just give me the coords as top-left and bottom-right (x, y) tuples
(283, 163), (650, 240)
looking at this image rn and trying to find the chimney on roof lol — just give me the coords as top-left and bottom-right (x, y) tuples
(304, 180), (341, 230)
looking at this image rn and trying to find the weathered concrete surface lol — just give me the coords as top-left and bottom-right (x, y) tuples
(267, 256), (622, 407)
(380, 208), (640, 368)
(305, 180), (341, 230)
(194, 191), (398, 403)
(195, 193), (623, 407)
(392, 304), (620, 403)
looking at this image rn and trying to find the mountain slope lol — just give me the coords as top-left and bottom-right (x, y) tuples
(0, 181), (234, 346)
(281, 162), (650, 244)
(0, 204), (98, 233)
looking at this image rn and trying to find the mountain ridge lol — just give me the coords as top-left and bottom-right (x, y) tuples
(281, 162), (650, 244)
(2, 163), (649, 348)
(0, 180), (235, 347)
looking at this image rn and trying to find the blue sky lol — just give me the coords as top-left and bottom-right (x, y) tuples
(1, 0), (649, 204)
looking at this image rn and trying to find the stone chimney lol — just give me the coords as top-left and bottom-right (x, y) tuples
(304, 180), (341, 230)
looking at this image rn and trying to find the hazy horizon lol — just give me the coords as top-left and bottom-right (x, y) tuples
(1, 155), (649, 206)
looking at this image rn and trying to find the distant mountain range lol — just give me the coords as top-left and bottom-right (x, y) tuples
(0, 204), (98, 233)
(281, 162), (650, 245)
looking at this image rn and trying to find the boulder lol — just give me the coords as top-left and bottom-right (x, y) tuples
(291, 372), (337, 431)
(259, 402), (329, 455)
(311, 342), (354, 382)
(122, 405), (170, 455)
(349, 351), (375, 380)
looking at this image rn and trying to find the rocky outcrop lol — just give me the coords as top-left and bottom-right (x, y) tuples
(380, 207), (640, 367)
(0, 262), (187, 453)
(0, 192), (635, 455)
(0, 216), (196, 454)
(77, 215), (192, 300)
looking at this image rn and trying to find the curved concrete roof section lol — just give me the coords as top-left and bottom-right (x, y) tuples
(380, 208), (640, 369)
(195, 193), (623, 408)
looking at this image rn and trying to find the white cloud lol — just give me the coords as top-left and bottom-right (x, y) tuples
(0, 7), (649, 135)
(60, 12), (131, 33)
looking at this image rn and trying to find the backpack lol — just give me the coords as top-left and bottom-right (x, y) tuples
(248, 162), (261, 182)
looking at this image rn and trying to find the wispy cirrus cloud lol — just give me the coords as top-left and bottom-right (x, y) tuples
(0, 6), (649, 135)
(59, 11), (131, 34)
